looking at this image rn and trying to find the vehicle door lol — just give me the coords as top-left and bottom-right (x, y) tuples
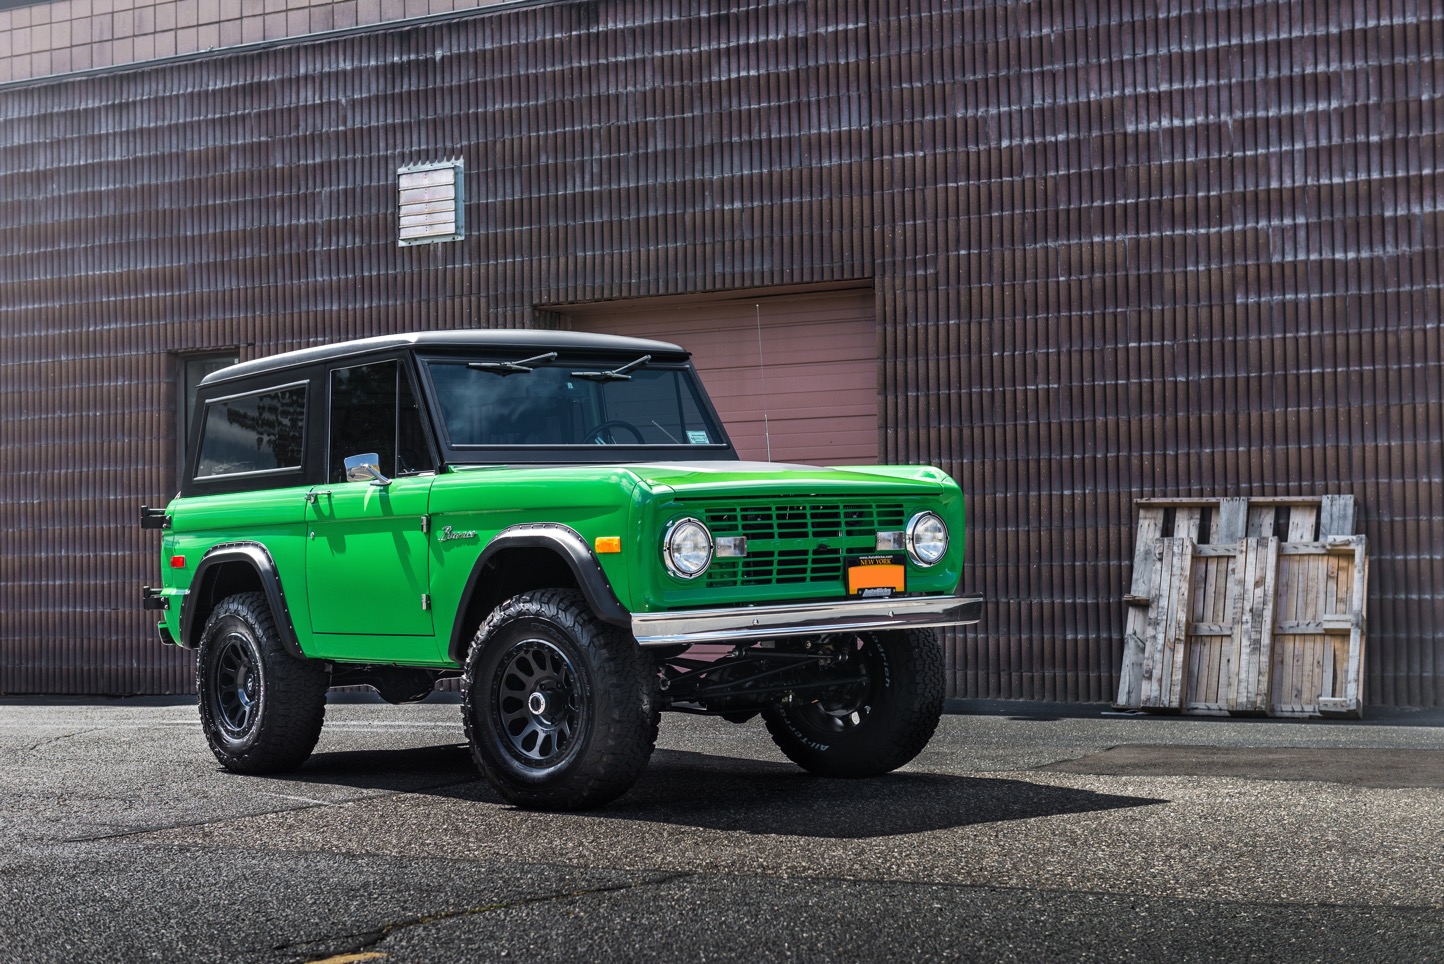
(305, 359), (437, 646)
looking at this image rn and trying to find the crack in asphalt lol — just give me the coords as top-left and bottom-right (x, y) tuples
(282, 871), (694, 962)
(274, 868), (1444, 964)
(55, 778), (481, 845)
(22, 728), (102, 754)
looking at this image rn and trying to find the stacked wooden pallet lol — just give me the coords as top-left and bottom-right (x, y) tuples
(1115, 496), (1368, 719)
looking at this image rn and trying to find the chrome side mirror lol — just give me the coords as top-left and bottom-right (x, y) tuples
(344, 453), (391, 486)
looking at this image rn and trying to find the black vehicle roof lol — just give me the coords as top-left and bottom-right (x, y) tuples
(199, 329), (690, 387)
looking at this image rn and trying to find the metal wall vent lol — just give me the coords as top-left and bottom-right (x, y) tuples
(397, 161), (464, 245)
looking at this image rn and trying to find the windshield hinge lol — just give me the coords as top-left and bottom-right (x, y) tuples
(421, 594), (432, 611)
(420, 515), (431, 534)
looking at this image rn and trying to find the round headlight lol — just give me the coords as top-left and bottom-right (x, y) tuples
(905, 511), (949, 567)
(664, 517), (713, 579)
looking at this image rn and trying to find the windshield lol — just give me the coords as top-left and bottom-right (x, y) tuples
(424, 356), (729, 453)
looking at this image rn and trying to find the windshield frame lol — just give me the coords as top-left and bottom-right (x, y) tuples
(414, 348), (737, 465)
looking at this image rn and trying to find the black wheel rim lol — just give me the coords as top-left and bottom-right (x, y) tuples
(211, 631), (261, 739)
(492, 638), (582, 768)
(792, 637), (877, 736)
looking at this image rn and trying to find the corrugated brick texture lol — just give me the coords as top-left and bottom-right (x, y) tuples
(0, 0), (518, 83)
(1, 0), (1440, 704)
(868, 0), (1443, 706)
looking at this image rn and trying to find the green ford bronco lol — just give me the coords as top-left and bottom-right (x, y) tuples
(142, 331), (982, 809)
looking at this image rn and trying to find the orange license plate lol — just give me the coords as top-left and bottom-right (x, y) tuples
(846, 554), (906, 597)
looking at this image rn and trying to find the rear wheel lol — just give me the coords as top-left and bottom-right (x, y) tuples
(196, 592), (330, 774)
(463, 589), (657, 810)
(762, 629), (944, 777)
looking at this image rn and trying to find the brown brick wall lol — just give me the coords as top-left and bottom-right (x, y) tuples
(0, 0), (513, 82)
(1, 0), (1440, 704)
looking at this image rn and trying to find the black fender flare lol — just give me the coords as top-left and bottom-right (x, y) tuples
(182, 543), (306, 659)
(449, 523), (631, 663)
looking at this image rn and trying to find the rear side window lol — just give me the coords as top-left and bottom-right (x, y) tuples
(195, 382), (308, 480)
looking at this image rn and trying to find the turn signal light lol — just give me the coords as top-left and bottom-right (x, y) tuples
(594, 537), (622, 554)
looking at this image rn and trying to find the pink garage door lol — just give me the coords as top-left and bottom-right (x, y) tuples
(557, 287), (878, 465)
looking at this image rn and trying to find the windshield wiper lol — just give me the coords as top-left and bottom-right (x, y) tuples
(468, 351), (558, 376)
(570, 354), (652, 382)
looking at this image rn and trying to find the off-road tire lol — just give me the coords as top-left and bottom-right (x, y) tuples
(463, 589), (657, 810)
(196, 592), (330, 774)
(762, 628), (944, 777)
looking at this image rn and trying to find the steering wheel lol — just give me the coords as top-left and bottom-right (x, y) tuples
(583, 419), (645, 444)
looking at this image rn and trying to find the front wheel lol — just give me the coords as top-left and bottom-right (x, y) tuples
(196, 592), (330, 774)
(462, 589), (657, 810)
(763, 629), (944, 777)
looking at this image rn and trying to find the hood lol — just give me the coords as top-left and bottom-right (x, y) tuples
(618, 460), (955, 498)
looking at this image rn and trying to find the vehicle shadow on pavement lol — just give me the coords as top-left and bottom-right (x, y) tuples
(589, 749), (1168, 838)
(274, 743), (477, 794)
(280, 745), (1166, 839)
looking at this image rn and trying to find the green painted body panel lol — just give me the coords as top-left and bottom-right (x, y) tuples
(303, 474), (442, 662)
(159, 485), (314, 650)
(423, 465), (646, 664)
(161, 459), (967, 668)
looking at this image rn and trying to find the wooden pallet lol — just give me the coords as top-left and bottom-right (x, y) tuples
(1116, 497), (1367, 719)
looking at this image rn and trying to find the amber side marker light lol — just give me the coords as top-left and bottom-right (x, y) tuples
(594, 537), (622, 554)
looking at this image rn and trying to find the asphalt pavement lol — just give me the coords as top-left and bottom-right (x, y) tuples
(2, 695), (1442, 963)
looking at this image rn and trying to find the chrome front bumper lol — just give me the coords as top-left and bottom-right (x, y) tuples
(630, 594), (984, 647)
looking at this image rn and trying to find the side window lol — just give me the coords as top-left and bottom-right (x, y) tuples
(195, 383), (308, 480)
(329, 361), (431, 483)
(176, 351), (238, 485)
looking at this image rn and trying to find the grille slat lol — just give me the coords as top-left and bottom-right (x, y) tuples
(697, 501), (906, 588)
